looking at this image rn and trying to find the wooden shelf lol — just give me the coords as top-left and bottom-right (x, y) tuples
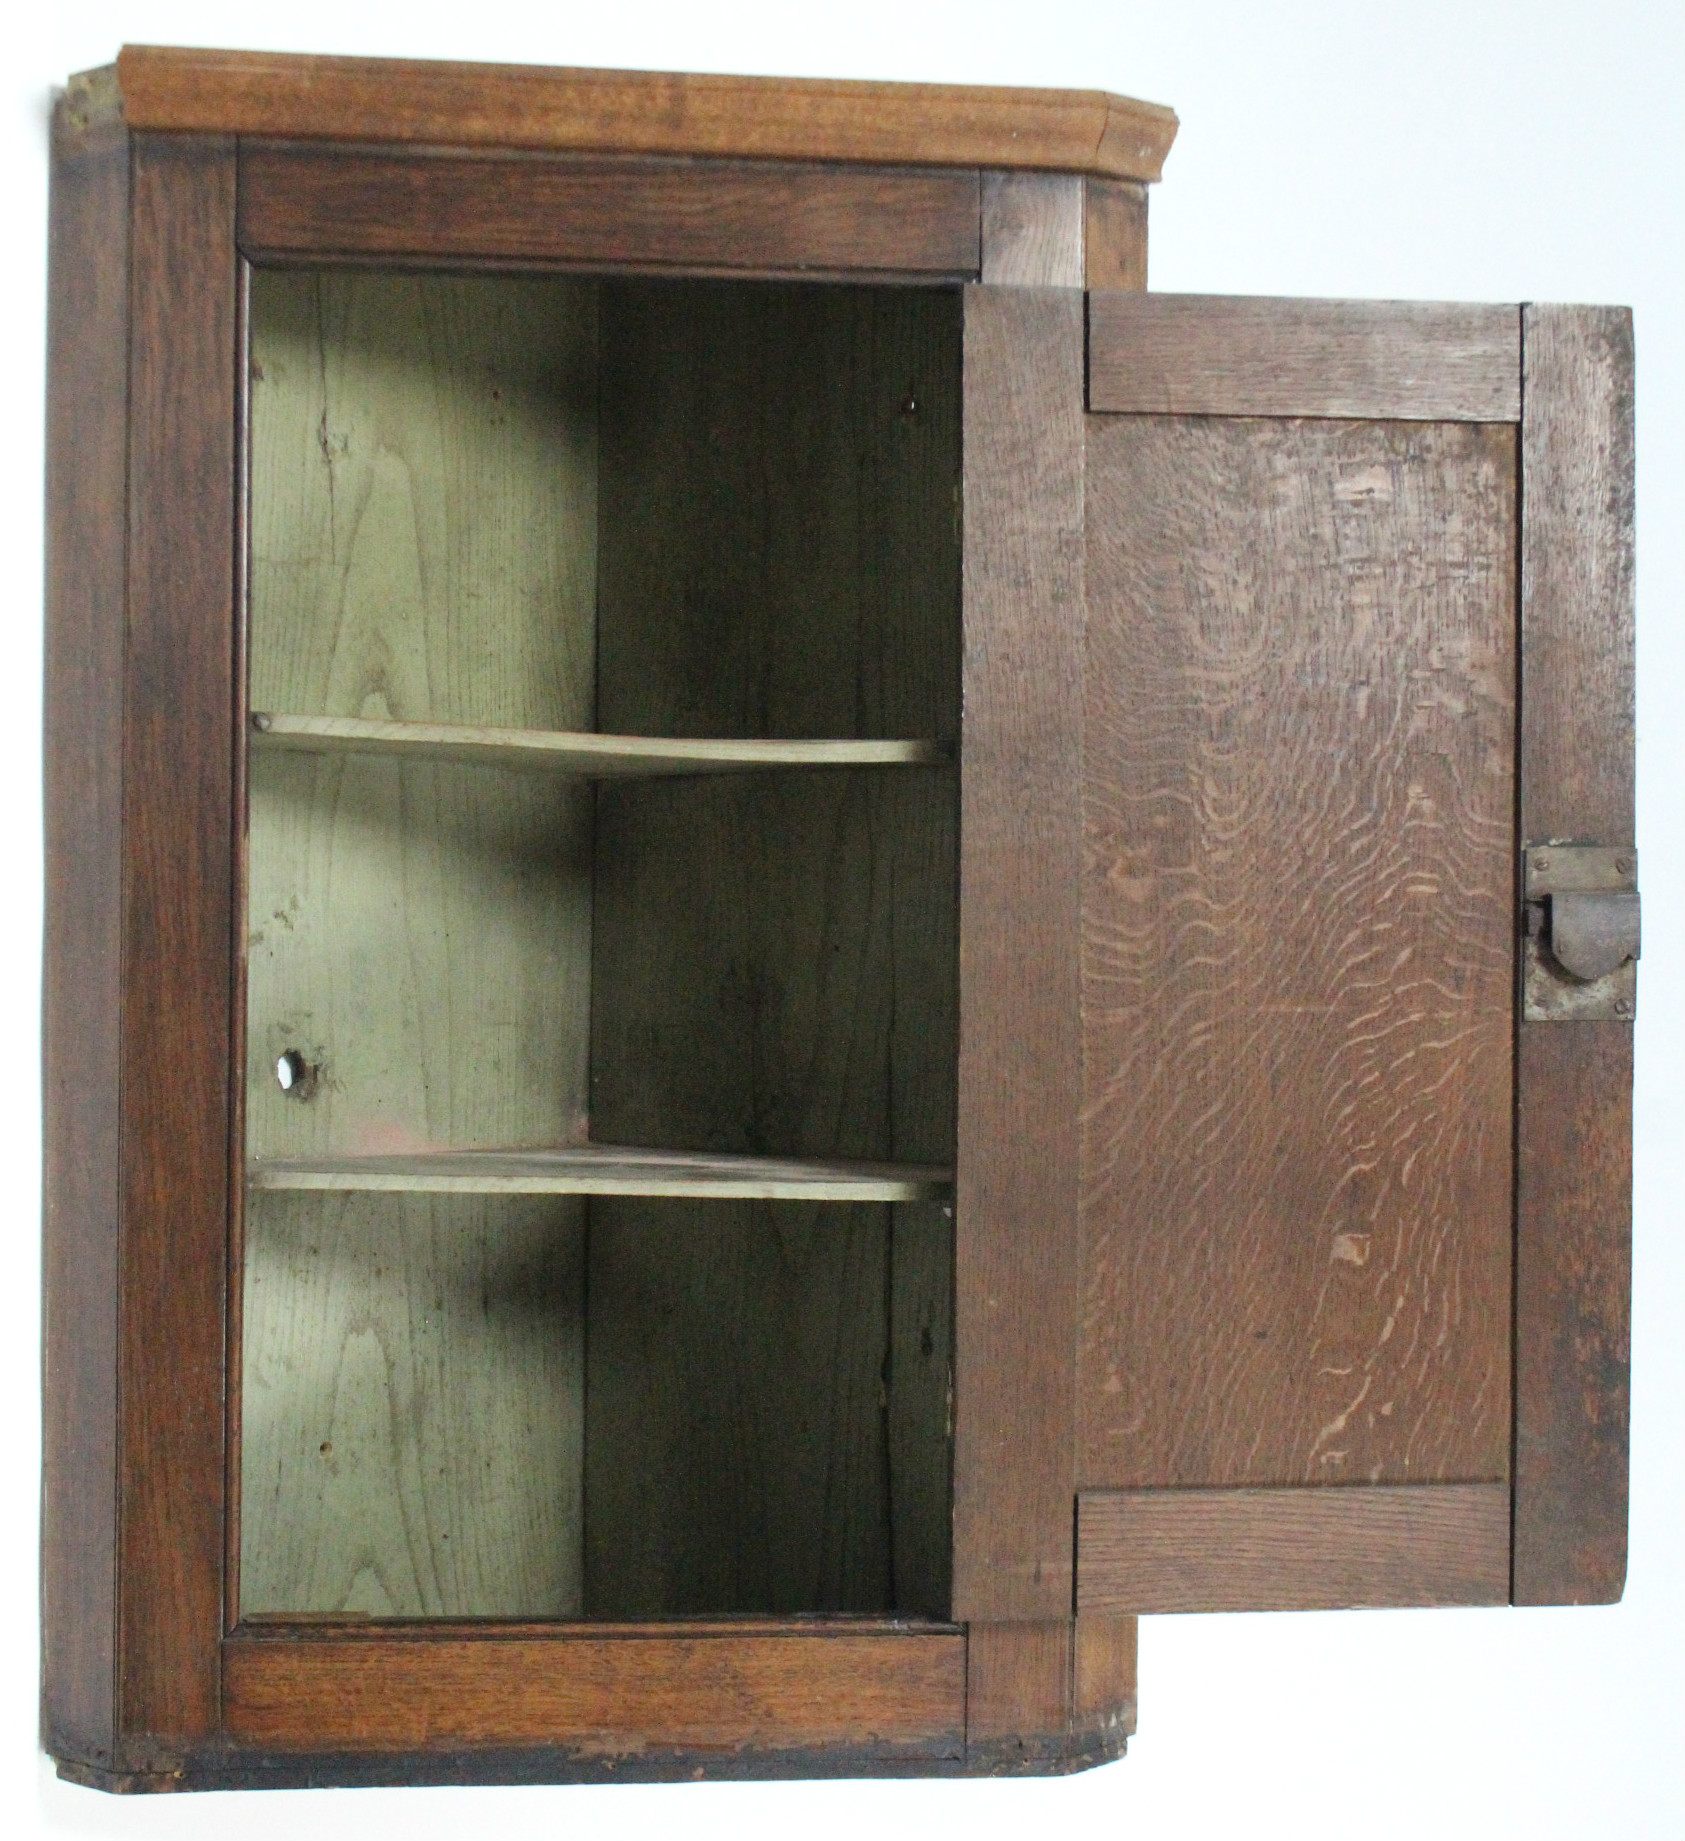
(247, 1145), (954, 1202)
(251, 712), (948, 777)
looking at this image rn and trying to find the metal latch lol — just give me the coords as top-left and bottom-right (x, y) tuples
(1523, 844), (1640, 1022)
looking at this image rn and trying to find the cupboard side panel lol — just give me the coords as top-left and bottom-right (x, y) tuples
(1514, 305), (1636, 1604)
(1079, 416), (1517, 1500)
(42, 108), (130, 1769)
(118, 132), (238, 1747)
(953, 287), (1084, 1622)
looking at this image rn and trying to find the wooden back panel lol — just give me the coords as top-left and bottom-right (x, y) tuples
(239, 271), (599, 1618)
(586, 280), (960, 1618)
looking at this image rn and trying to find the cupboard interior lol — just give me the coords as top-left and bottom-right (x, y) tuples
(238, 268), (961, 1623)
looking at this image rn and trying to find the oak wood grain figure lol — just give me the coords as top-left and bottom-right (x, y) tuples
(252, 712), (946, 775)
(1078, 1484), (1510, 1612)
(1081, 410), (1517, 1506)
(1088, 295), (1521, 420)
(114, 44), (1178, 179)
(953, 287), (1085, 1624)
(239, 144), (983, 281)
(1514, 305), (1635, 1605)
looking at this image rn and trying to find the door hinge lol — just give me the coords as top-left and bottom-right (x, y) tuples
(1523, 844), (1640, 1022)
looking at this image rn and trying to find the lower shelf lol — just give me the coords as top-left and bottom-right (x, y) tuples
(246, 1144), (953, 1202)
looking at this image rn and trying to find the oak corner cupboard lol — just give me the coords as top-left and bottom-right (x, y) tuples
(42, 43), (1636, 1793)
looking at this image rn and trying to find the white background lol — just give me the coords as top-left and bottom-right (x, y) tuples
(5, 3), (1680, 1835)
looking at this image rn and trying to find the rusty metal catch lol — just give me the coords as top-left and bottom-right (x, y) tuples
(1522, 844), (1640, 1022)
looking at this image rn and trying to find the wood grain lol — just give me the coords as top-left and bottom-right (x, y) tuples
(887, 1204), (957, 1622)
(1072, 1615), (1136, 1738)
(965, 1622), (1070, 1744)
(587, 280), (959, 1619)
(118, 132), (239, 1748)
(980, 173), (1084, 287)
(240, 1195), (583, 1616)
(585, 1199), (904, 1615)
(1077, 1483), (1510, 1611)
(222, 1628), (966, 1754)
(953, 287), (1085, 1622)
(963, 1620), (1132, 1770)
(1514, 305), (1636, 1604)
(244, 268), (597, 1155)
(42, 97), (129, 1770)
(242, 270), (598, 1617)
(1088, 295), (1521, 420)
(252, 713), (945, 774)
(119, 44), (1178, 180)
(1083, 181), (1148, 292)
(249, 1147), (951, 1200)
(239, 144), (981, 280)
(1080, 415), (1517, 1498)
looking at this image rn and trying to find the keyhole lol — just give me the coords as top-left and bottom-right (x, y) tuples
(276, 1049), (308, 1093)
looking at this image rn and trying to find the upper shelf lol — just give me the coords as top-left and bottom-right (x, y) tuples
(251, 713), (948, 777)
(77, 46), (1178, 183)
(248, 1144), (953, 1203)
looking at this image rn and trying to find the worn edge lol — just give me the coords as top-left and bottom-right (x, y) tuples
(113, 45), (1176, 180)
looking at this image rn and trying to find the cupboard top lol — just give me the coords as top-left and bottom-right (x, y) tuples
(67, 45), (1178, 181)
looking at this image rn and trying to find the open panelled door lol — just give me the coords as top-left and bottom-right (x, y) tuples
(954, 289), (1633, 1658)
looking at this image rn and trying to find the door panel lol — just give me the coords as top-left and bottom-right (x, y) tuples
(1080, 410), (1517, 1500)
